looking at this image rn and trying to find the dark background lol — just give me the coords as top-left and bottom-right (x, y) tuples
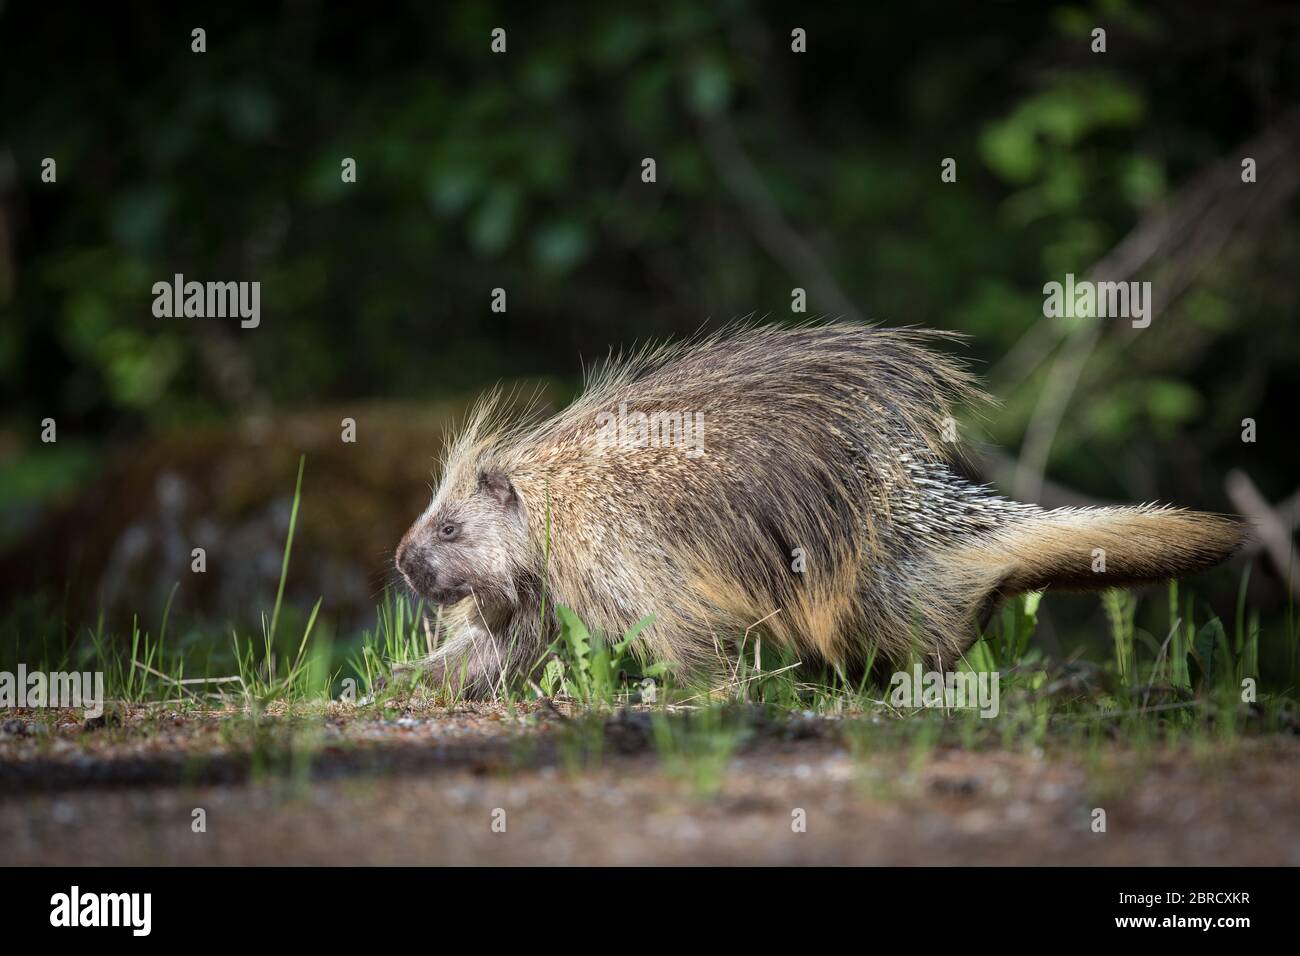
(1, 1), (1297, 666)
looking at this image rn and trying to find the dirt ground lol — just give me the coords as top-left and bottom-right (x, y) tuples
(2, 702), (1298, 865)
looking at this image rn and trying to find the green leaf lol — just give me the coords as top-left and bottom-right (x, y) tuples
(1192, 617), (1226, 686)
(469, 185), (520, 255)
(685, 58), (730, 117)
(531, 220), (590, 275)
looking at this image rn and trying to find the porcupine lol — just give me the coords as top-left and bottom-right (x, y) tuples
(392, 323), (1244, 695)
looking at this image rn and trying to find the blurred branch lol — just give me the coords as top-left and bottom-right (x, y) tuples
(1013, 106), (1300, 503)
(1226, 471), (1300, 596)
(972, 446), (1111, 509)
(695, 111), (865, 323)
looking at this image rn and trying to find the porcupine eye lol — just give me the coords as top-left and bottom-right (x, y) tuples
(438, 521), (460, 542)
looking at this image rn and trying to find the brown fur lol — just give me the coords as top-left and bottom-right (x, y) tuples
(393, 322), (1246, 694)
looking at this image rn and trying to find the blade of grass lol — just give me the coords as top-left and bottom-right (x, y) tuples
(267, 454), (307, 652)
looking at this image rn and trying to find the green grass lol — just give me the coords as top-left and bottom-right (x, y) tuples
(651, 705), (747, 797)
(4, 455), (1297, 795)
(538, 606), (660, 706)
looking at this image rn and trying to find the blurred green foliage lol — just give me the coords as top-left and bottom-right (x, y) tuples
(0, 0), (1297, 524)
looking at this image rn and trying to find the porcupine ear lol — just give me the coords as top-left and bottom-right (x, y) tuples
(479, 470), (518, 507)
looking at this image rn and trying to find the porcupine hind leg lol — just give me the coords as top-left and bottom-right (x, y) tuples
(858, 560), (999, 676)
